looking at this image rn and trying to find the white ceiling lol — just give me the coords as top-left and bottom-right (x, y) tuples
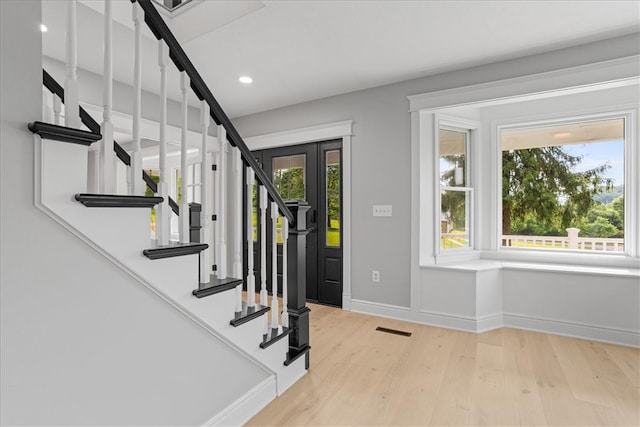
(41, 0), (639, 118)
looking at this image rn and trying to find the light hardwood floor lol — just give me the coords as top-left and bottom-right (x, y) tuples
(247, 302), (639, 426)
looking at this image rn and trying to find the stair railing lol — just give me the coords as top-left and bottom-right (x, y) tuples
(43, 0), (310, 365)
(136, 0), (309, 364)
(41, 69), (180, 216)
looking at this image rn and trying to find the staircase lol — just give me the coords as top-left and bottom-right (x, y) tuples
(30, 0), (310, 423)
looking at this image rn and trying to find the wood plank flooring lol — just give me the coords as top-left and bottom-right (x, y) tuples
(247, 303), (639, 426)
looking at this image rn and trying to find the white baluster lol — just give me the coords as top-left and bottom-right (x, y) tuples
(200, 100), (211, 285)
(42, 90), (52, 123)
(53, 95), (62, 126)
(246, 168), (256, 309)
(232, 147), (243, 278)
(259, 186), (268, 307)
(282, 217), (289, 328)
(233, 148), (243, 313)
(156, 41), (170, 246)
(64, 0), (80, 129)
(179, 72), (190, 243)
(100, 0), (114, 194)
(270, 201), (279, 330)
(216, 125), (228, 279)
(130, 2), (144, 196)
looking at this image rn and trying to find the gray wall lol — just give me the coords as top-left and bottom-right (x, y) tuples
(1, 1), (268, 424)
(232, 33), (640, 308)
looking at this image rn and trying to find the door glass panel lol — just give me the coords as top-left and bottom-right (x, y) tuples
(273, 154), (306, 200)
(439, 129), (467, 187)
(326, 150), (341, 247)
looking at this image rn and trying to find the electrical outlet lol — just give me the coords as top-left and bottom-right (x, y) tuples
(372, 270), (380, 283)
(373, 205), (392, 217)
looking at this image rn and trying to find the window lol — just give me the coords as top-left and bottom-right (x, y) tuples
(273, 154), (306, 200)
(500, 116), (626, 254)
(438, 125), (473, 252)
(175, 163), (201, 204)
(325, 150), (341, 247)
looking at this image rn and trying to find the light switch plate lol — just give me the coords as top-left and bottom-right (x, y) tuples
(373, 205), (392, 217)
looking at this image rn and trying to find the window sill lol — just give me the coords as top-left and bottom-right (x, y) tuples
(499, 261), (640, 279)
(422, 250), (639, 278)
(482, 248), (639, 270)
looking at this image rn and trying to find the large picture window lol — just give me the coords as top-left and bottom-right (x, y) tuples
(500, 117), (625, 253)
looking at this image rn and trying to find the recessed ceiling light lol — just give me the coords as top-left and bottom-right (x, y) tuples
(239, 76), (253, 84)
(40, 24), (48, 32)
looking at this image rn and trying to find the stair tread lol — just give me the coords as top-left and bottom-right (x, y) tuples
(75, 193), (164, 208)
(28, 121), (101, 146)
(230, 302), (270, 327)
(260, 326), (292, 349)
(143, 242), (208, 260)
(192, 276), (243, 298)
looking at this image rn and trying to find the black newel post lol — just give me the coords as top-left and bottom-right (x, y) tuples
(285, 200), (311, 369)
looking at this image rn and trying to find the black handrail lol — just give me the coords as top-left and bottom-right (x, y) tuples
(133, 0), (294, 225)
(42, 69), (180, 215)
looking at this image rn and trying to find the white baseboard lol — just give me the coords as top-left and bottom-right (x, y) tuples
(350, 299), (411, 321)
(347, 297), (638, 347)
(414, 310), (503, 333)
(503, 313), (640, 348)
(276, 355), (307, 396)
(342, 294), (352, 310)
(202, 376), (277, 427)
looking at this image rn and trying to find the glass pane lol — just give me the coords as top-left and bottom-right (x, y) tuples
(273, 154), (306, 200)
(500, 118), (625, 253)
(175, 169), (183, 204)
(252, 181), (258, 242)
(326, 150), (341, 247)
(439, 129), (466, 187)
(276, 216), (283, 244)
(440, 189), (470, 250)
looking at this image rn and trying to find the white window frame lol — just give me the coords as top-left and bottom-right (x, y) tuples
(434, 115), (481, 262)
(492, 108), (638, 262)
(410, 57), (639, 270)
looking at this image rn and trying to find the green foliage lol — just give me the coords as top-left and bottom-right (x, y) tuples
(440, 154), (467, 231)
(580, 217), (621, 238)
(441, 190), (467, 231)
(326, 164), (340, 226)
(144, 173), (160, 197)
(274, 167), (305, 200)
(594, 185), (623, 204)
(502, 146), (612, 234)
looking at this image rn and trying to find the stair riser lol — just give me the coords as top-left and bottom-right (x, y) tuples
(41, 138), (88, 204)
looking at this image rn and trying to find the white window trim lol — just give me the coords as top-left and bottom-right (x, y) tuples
(410, 56), (640, 274)
(434, 115), (480, 262)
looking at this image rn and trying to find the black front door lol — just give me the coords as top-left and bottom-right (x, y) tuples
(253, 140), (343, 307)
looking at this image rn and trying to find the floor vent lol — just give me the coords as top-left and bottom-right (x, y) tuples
(376, 326), (412, 337)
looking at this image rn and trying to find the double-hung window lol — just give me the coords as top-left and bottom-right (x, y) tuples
(437, 120), (476, 253)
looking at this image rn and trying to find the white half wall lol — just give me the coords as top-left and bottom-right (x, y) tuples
(502, 266), (640, 346)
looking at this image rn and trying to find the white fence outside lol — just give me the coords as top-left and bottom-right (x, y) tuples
(502, 232), (625, 253)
